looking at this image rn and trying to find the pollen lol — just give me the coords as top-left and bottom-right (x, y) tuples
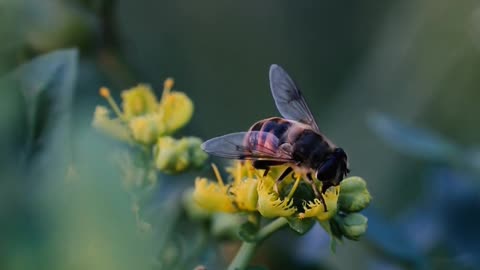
(99, 87), (111, 98)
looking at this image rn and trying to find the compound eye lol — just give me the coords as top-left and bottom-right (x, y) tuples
(316, 158), (337, 180)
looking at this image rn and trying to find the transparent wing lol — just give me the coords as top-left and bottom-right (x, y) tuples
(269, 64), (320, 132)
(201, 131), (294, 162)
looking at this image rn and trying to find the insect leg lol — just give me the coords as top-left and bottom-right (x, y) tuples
(253, 160), (286, 177)
(273, 166), (293, 194)
(304, 176), (328, 212)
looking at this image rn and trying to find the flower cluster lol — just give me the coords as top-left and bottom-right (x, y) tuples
(192, 161), (371, 243)
(93, 78), (207, 174)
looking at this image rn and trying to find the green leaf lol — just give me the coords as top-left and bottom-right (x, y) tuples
(238, 221), (258, 243)
(1, 49), (78, 158)
(0, 49), (78, 177)
(286, 217), (315, 235)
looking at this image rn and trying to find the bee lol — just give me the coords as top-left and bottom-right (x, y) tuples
(201, 64), (349, 211)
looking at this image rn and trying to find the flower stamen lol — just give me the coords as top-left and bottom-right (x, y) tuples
(99, 86), (125, 120)
(211, 163), (225, 187)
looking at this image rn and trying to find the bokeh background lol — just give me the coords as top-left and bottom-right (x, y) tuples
(2, 0), (480, 269)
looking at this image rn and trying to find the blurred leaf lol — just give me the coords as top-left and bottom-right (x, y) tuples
(1, 49), (78, 158)
(367, 113), (460, 162)
(238, 220), (258, 243)
(286, 217), (315, 235)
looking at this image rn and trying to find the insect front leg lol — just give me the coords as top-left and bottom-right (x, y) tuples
(304, 175), (328, 212)
(273, 166), (293, 194)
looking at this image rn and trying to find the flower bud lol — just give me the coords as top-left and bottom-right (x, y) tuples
(128, 115), (161, 144)
(210, 213), (244, 239)
(121, 84), (158, 118)
(154, 137), (208, 173)
(92, 106), (131, 142)
(158, 91), (193, 134)
(334, 213), (368, 240)
(338, 177), (371, 213)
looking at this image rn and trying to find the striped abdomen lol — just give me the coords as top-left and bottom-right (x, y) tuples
(244, 117), (333, 168)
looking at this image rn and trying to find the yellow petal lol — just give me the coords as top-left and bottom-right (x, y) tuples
(121, 84), (158, 118)
(158, 91), (193, 134)
(128, 114), (161, 144)
(299, 186), (339, 221)
(231, 178), (258, 211)
(257, 177), (296, 218)
(193, 178), (236, 213)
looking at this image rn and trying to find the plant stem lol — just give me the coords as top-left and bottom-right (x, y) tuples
(227, 217), (288, 270)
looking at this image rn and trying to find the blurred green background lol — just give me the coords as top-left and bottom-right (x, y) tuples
(2, 0), (480, 269)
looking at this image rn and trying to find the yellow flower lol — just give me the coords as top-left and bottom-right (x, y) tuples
(257, 177), (296, 218)
(193, 177), (236, 213)
(121, 84), (158, 118)
(92, 106), (131, 142)
(231, 178), (258, 211)
(128, 114), (161, 144)
(158, 79), (193, 134)
(299, 186), (339, 221)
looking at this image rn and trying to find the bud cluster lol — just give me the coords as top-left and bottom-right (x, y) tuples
(93, 79), (207, 174)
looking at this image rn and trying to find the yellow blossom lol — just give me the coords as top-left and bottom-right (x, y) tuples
(299, 186), (339, 221)
(231, 178), (258, 211)
(257, 177), (296, 218)
(121, 84), (158, 118)
(128, 114), (161, 144)
(193, 177), (236, 213)
(158, 91), (193, 134)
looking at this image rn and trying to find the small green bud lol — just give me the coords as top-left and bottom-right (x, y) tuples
(154, 136), (208, 173)
(121, 84), (158, 119)
(128, 115), (161, 144)
(338, 177), (371, 213)
(210, 213), (243, 239)
(334, 213), (368, 241)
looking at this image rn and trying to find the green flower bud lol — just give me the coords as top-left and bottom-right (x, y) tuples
(210, 213), (243, 239)
(92, 106), (131, 142)
(128, 115), (161, 144)
(338, 177), (371, 213)
(154, 136), (208, 173)
(334, 213), (368, 241)
(121, 84), (158, 119)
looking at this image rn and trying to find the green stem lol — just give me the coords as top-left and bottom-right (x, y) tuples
(227, 217), (289, 270)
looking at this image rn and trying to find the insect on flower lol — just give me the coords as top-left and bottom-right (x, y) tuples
(201, 65), (350, 211)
